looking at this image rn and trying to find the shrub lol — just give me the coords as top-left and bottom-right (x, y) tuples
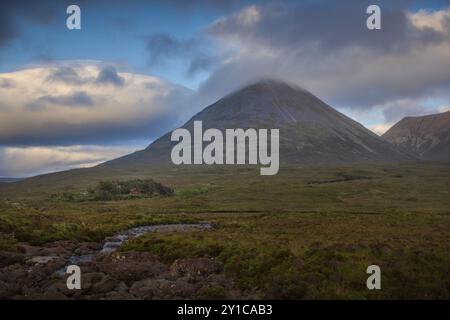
(54, 179), (174, 201)
(92, 179), (174, 200)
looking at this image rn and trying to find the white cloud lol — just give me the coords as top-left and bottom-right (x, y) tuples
(369, 123), (395, 136)
(408, 8), (450, 33)
(0, 61), (192, 145)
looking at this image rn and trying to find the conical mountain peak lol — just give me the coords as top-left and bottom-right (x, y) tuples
(102, 81), (412, 167)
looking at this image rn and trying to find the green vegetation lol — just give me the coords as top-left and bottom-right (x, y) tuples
(0, 162), (450, 298)
(121, 211), (450, 299)
(176, 185), (210, 197)
(51, 179), (174, 202)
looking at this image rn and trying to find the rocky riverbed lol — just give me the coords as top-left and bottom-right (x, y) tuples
(0, 223), (248, 299)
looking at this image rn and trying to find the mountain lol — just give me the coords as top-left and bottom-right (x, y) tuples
(383, 111), (450, 161)
(102, 79), (411, 167)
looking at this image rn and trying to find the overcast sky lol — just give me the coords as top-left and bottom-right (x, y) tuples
(1, 0), (450, 177)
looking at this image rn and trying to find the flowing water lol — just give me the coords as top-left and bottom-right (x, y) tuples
(56, 222), (212, 276)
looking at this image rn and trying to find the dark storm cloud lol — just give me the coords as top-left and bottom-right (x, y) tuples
(26, 91), (94, 111)
(95, 66), (125, 86)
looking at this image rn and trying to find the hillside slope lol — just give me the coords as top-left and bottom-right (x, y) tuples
(383, 111), (450, 160)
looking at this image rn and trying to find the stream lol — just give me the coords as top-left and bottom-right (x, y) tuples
(56, 222), (212, 276)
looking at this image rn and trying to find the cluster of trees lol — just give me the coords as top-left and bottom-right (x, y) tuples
(90, 179), (174, 200)
(54, 179), (174, 201)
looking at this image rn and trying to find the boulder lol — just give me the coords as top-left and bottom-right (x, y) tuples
(91, 275), (117, 294)
(81, 272), (107, 293)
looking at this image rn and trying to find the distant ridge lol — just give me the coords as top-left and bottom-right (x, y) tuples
(0, 177), (23, 183)
(383, 111), (450, 160)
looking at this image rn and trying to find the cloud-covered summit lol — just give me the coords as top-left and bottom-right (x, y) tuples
(197, 2), (450, 115)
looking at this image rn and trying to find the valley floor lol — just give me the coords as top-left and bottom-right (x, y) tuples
(0, 162), (449, 299)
